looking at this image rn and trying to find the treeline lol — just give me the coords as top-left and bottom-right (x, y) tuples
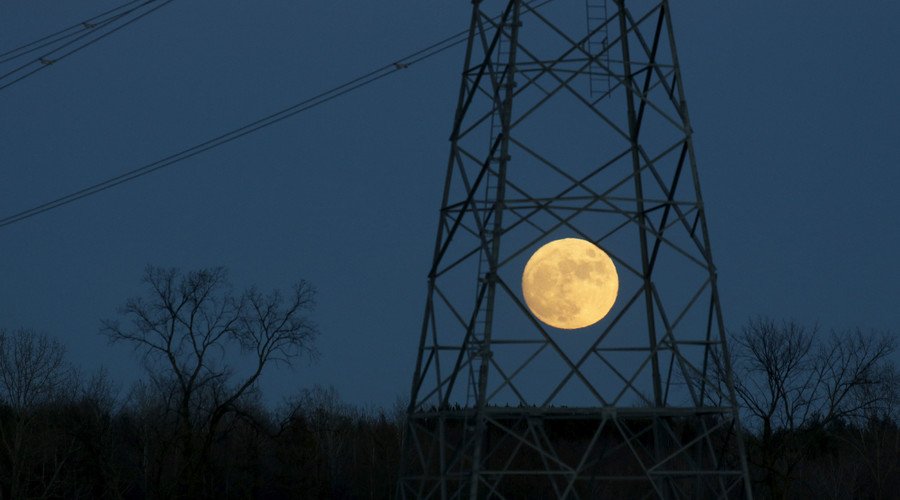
(0, 266), (405, 499)
(0, 367), (402, 499)
(0, 356), (897, 499)
(727, 318), (899, 499)
(743, 416), (900, 499)
(0, 266), (897, 498)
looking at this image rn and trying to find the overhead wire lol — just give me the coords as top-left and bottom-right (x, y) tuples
(0, 0), (556, 229)
(0, 31), (469, 228)
(0, 0), (175, 91)
(0, 0), (143, 63)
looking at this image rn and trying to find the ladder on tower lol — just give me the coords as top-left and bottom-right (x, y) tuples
(585, 0), (610, 99)
(468, 19), (511, 406)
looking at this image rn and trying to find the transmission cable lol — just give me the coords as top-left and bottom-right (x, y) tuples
(0, 0), (175, 92)
(0, 0), (143, 63)
(0, 0), (555, 229)
(0, 32), (466, 228)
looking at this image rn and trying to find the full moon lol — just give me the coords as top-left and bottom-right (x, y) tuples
(521, 238), (619, 330)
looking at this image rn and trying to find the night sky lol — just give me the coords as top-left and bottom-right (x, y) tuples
(2, 1), (898, 408)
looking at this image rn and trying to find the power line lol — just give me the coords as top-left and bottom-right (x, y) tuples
(0, 30), (468, 229)
(0, 0), (175, 92)
(0, 0), (142, 63)
(0, 0), (556, 229)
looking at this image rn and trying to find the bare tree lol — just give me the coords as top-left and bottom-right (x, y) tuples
(726, 318), (896, 499)
(0, 328), (76, 499)
(830, 364), (900, 500)
(276, 385), (351, 496)
(273, 385), (406, 499)
(0, 328), (68, 411)
(102, 266), (318, 497)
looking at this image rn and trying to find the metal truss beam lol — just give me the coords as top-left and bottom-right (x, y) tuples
(399, 1), (753, 498)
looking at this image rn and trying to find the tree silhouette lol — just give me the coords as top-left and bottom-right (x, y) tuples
(727, 318), (896, 498)
(102, 265), (318, 497)
(0, 328), (75, 498)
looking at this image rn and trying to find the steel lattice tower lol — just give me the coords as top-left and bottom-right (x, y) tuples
(398, 1), (752, 498)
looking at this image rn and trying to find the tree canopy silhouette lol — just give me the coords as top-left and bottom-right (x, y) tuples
(102, 265), (319, 497)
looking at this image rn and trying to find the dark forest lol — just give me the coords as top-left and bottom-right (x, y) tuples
(1, 268), (897, 499)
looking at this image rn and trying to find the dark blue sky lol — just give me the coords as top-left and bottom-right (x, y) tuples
(2, 1), (898, 408)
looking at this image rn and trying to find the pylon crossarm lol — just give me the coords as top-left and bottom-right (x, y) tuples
(501, 203), (671, 216)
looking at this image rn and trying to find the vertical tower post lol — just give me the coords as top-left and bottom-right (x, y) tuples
(398, 1), (753, 498)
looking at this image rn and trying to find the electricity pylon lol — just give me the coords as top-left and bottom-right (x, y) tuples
(398, 1), (753, 498)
